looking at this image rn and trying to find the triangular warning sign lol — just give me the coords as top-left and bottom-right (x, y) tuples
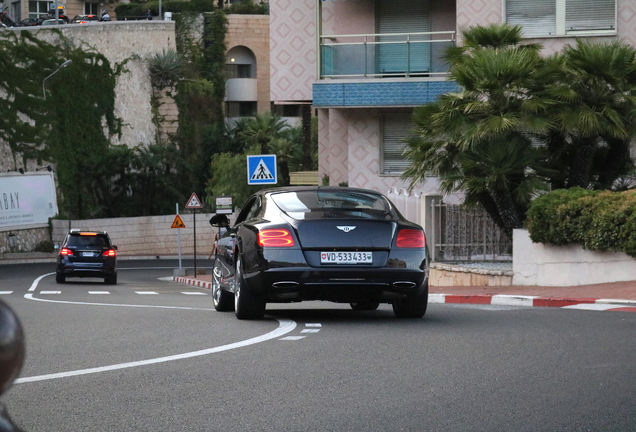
(185, 192), (203, 208)
(171, 214), (186, 229)
(250, 159), (275, 181)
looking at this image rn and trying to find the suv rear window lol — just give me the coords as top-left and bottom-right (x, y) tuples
(66, 234), (110, 248)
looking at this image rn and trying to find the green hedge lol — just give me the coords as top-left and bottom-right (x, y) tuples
(525, 188), (636, 257)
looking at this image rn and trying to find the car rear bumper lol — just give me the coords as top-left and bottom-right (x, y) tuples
(244, 266), (427, 303)
(57, 262), (116, 278)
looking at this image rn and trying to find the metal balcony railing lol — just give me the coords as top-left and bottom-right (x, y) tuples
(320, 31), (456, 79)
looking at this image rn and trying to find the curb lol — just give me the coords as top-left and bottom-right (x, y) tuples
(174, 276), (212, 290)
(429, 293), (636, 309)
(171, 277), (636, 310)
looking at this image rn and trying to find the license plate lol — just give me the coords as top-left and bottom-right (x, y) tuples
(81, 252), (95, 257)
(320, 251), (372, 265)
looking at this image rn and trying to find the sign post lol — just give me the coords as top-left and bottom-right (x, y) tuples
(247, 155), (277, 185)
(171, 204), (186, 271)
(185, 192), (203, 276)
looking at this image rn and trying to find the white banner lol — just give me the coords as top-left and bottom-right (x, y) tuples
(0, 172), (59, 231)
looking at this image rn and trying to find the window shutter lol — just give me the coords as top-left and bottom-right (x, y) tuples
(377, 0), (431, 75)
(506, 0), (556, 37)
(566, 0), (615, 32)
(382, 114), (413, 175)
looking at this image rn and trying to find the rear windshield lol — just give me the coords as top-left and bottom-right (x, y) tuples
(271, 190), (395, 220)
(67, 234), (109, 248)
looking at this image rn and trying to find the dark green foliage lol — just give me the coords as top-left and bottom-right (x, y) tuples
(225, 0), (269, 15)
(33, 240), (55, 253)
(525, 189), (636, 257)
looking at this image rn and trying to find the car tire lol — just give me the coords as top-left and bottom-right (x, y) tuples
(104, 273), (117, 285)
(234, 257), (266, 320)
(55, 272), (65, 284)
(392, 280), (428, 318)
(350, 301), (380, 311)
(212, 260), (234, 312)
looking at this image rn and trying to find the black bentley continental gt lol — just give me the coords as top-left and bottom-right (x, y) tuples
(210, 187), (429, 319)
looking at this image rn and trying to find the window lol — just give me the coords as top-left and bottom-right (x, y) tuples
(28, 1), (49, 18)
(506, 0), (616, 38)
(227, 64), (252, 79)
(225, 101), (257, 118)
(85, 2), (99, 15)
(381, 113), (413, 175)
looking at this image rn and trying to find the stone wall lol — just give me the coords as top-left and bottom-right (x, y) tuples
(50, 213), (233, 257)
(0, 227), (51, 254)
(0, 22), (177, 172)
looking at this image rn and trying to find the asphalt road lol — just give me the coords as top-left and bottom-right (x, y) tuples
(1, 261), (635, 432)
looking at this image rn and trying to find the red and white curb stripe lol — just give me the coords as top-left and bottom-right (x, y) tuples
(429, 294), (636, 312)
(172, 278), (636, 312)
(173, 277), (212, 290)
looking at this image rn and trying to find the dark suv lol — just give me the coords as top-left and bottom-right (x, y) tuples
(56, 230), (118, 284)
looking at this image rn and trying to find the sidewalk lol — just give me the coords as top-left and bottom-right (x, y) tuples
(173, 274), (636, 311)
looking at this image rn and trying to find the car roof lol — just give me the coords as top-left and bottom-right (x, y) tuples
(258, 186), (385, 196)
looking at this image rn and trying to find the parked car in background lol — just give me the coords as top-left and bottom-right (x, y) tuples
(40, 19), (66, 25)
(56, 229), (118, 284)
(71, 14), (98, 23)
(18, 17), (43, 26)
(211, 186), (429, 320)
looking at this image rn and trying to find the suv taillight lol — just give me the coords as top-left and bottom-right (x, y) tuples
(59, 248), (74, 256)
(103, 249), (117, 257)
(396, 229), (426, 248)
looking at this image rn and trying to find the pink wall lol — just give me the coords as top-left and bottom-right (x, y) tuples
(270, 0), (316, 102)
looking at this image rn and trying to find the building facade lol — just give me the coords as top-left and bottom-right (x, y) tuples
(270, 0), (636, 195)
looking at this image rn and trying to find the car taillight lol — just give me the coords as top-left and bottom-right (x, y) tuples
(258, 229), (295, 247)
(396, 229), (426, 248)
(103, 249), (117, 257)
(59, 248), (74, 256)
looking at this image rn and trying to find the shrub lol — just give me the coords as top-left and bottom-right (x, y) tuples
(33, 240), (55, 253)
(525, 189), (636, 257)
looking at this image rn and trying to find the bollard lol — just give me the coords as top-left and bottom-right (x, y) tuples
(0, 299), (26, 432)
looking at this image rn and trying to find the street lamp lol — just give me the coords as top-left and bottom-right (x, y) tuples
(42, 60), (72, 100)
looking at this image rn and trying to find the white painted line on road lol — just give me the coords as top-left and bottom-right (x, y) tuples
(40, 291), (61, 295)
(280, 336), (305, 341)
(305, 323), (322, 327)
(0, 291), (13, 295)
(181, 292), (208, 296)
(16, 317), (296, 384)
(88, 291), (111, 295)
(135, 291), (159, 295)
(18, 273), (298, 384)
(301, 329), (320, 333)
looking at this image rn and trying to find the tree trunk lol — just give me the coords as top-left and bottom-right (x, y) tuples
(301, 104), (312, 170)
(567, 138), (597, 188)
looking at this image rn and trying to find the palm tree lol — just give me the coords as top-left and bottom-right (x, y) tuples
(238, 112), (289, 154)
(403, 24), (553, 237)
(542, 40), (636, 189)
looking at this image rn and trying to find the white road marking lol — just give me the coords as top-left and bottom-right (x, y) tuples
(88, 291), (111, 295)
(305, 323), (322, 327)
(181, 292), (208, 296)
(40, 291), (61, 295)
(301, 329), (320, 333)
(280, 336), (306, 341)
(18, 273), (297, 384)
(135, 291), (159, 295)
(0, 291), (13, 295)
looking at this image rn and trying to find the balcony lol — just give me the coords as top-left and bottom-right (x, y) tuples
(319, 31), (456, 79)
(314, 30), (458, 108)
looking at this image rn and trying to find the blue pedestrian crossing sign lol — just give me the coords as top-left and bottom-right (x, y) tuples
(247, 154), (277, 185)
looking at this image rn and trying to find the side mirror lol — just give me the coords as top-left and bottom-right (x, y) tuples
(209, 214), (229, 227)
